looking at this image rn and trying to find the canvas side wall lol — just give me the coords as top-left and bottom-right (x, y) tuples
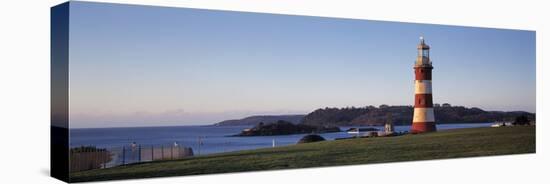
(51, 2), (70, 182)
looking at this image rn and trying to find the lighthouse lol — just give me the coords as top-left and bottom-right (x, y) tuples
(411, 37), (436, 133)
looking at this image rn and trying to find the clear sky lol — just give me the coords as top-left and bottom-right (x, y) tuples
(67, 1), (536, 128)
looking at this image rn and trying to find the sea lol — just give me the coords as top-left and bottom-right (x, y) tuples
(70, 123), (493, 156)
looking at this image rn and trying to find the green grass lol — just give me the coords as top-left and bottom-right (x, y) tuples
(70, 126), (535, 182)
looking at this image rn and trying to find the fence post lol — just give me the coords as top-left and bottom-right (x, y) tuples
(161, 145), (164, 160)
(93, 149), (97, 170)
(92, 149), (96, 170)
(103, 150), (107, 168)
(171, 146), (173, 160)
(122, 146), (126, 165)
(138, 145), (142, 162)
(79, 150), (83, 172)
(151, 145), (154, 161)
(198, 136), (201, 156)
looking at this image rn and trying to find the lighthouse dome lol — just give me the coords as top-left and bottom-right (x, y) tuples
(417, 43), (430, 49)
(417, 36), (430, 49)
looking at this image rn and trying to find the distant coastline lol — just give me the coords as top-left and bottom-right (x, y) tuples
(214, 115), (305, 126)
(69, 122), (494, 130)
(68, 105), (534, 129)
(213, 104), (535, 127)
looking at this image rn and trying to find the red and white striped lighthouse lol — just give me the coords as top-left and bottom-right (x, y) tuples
(411, 37), (436, 133)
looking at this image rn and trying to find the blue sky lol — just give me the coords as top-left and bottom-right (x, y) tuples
(67, 1), (535, 128)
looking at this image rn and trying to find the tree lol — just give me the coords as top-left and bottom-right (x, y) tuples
(513, 115), (529, 126)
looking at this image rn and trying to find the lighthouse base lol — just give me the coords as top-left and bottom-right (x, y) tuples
(411, 122), (436, 133)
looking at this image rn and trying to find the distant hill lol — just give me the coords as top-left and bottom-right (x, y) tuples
(214, 115), (305, 126)
(302, 105), (535, 126)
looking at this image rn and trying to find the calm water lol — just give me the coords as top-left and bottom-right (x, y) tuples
(70, 123), (493, 155)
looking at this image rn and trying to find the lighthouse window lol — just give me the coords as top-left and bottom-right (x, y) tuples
(422, 50), (429, 57)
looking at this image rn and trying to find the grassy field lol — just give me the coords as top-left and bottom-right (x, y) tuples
(70, 126), (535, 182)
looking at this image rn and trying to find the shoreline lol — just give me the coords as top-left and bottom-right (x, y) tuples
(68, 123), (495, 150)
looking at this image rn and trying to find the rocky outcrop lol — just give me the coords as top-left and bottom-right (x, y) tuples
(297, 134), (326, 144)
(234, 120), (340, 136)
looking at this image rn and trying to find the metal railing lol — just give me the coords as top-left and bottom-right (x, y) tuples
(69, 144), (194, 173)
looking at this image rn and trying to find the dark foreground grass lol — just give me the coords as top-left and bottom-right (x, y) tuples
(70, 126), (535, 182)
